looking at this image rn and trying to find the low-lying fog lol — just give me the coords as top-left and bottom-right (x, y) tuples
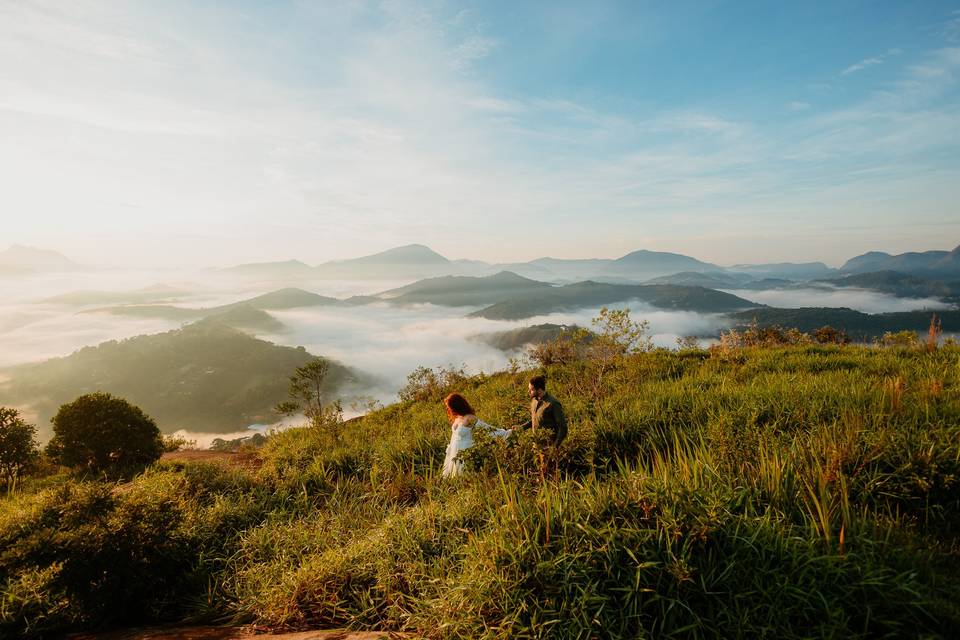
(723, 287), (952, 314)
(0, 270), (953, 446)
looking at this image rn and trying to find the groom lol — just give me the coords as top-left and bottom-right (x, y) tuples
(514, 375), (567, 446)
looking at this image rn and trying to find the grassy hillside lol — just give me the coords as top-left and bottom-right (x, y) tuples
(0, 320), (354, 439)
(2, 343), (959, 638)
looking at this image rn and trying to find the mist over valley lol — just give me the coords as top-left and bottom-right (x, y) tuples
(1, 242), (957, 445)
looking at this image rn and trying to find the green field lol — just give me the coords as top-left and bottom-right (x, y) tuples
(2, 342), (959, 638)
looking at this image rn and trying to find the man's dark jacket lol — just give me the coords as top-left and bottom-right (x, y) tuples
(517, 393), (567, 445)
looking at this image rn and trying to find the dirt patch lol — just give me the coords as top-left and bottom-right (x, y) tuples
(160, 450), (262, 470)
(67, 626), (410, 640)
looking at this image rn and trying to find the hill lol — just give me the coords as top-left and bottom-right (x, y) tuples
(816, 270), (960, 300)
(3, 343), (959, 637)
(841, 245), (960, 278)
(219, 259), (317, 278)
(0, 320), (355, 439)
(0, 244), (81, 273)
(727, 306), (960, 338)
(643, 271), (744, 288)
(469, 282), (760, 320)
(314, 244), (467, 280)
(728, 261), (836, 280)
(473, 323), (575, 351)
(374, 271), (554, 306)
(86, 287), (337, 328)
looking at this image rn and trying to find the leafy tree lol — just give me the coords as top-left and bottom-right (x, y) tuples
(0, 407), (39, 490)
(275, 358), (343, 429)
(398, 365), (468, 402)
(46, 393), (162, 474)
(591, 307), (652, 357)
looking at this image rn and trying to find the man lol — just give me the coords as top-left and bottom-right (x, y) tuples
(514, 375), (567, 446)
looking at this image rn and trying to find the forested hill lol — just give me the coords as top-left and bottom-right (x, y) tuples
(0, 320), (356, 439)
(729, 307), (960, 338)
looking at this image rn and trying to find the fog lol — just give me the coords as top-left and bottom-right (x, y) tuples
(0, 269), (954, 446)
(723, 287), (952, 314)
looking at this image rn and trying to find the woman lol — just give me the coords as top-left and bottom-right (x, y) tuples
(441, 393), (510, 478)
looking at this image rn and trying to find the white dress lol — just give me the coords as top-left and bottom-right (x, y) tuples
(441, 415), (510, 478)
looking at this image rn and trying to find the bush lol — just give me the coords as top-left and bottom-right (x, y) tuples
(45, 393), (162, 475)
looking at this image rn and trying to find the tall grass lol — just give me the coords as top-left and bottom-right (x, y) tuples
(1, 343), (959, 637)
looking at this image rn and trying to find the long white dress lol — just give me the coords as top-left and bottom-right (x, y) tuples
(441, 415), (510, 478)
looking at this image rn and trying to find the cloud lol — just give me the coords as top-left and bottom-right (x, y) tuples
(842, 56), (885, 76)
(450, 35), (498, 71)
(721, 287), (953, 314)
(945, 10), (960, 42)
(841, 48), (902, 76)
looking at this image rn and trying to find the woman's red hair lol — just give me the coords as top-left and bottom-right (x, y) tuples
(444, 393), (475, 420)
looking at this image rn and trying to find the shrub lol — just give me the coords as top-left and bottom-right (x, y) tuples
(45, 393), (162, 475)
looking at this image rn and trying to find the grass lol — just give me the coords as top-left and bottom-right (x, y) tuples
(1, 343), (959, 638)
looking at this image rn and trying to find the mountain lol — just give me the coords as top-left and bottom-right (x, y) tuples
(604, 249), (720, 280)
(0, 244), (81, 273)
(214, 288), (339, 312)
(728, 262), (836, 280)
(817, 271), (959, 300)
(85, 288), (336, 330)
(314, 244), (464, 280)
(0, 320), (359, 440)
(469, 282), (760, 320)
(643, 271), (743, 288)
(373, 271), (554, 306)
(220, 259), (316, 278)
(840, 246), (960, 277)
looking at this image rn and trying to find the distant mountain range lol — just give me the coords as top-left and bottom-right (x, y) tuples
(218, 242), (960, 286)
(7, 241), (960, 285)
(839, 246), (960, 278)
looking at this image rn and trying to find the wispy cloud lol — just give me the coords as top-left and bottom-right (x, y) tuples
(945, 10), (960, 42)
(842, 48), (902, 75)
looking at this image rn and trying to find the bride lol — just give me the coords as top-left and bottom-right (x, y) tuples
(441, 393), (510, 478)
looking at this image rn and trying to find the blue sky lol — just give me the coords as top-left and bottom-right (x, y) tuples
(1, 1), (958, 267)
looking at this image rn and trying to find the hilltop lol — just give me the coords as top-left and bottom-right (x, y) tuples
(3, 340), (959, 638)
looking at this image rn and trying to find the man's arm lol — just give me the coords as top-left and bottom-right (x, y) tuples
(513, 418), (532, 430)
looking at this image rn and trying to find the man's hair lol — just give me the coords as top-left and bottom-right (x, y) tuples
(529, 375), (547, 391)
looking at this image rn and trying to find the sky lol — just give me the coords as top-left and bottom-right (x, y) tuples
(1, 0), (959, 268)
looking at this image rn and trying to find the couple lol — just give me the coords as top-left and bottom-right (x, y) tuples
(441, 375), (567, 478)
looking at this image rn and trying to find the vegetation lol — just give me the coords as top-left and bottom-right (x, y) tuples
(274, 358), (344, 432)
(0, 321), (357, 439)
(469, 282), (759, 320)
(2, 325), (960, 637)
(45, 393), (163, 475)
(0, 408), (39, 491)
(728, 307), (960, 340)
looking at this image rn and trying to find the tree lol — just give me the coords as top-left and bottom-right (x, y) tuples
(0, 407), (39, 490)
(275, 358), (342, 429)
(46, 393), (162, 474)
